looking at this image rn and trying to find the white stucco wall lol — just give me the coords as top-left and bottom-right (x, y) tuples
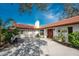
(53, 24), (79, 43)
(72, 24), (79, 32)
(44, 29), (47, 38)
(53, 26), (68, 43)
(19, 29), (40, 38)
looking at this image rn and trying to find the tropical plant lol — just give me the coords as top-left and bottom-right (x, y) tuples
(58, 34), (65, 42)
(0, 18), (19, 46)
(4, 31), (13, 43)
(11, 28), (19, 35)
(68, 32), (79, 48)
(54, 30), (65, 42)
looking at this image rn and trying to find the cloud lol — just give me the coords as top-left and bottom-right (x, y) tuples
(47, 13), (54, 19)
(42, 8), (56, 20)
(43, 12), (54, 20)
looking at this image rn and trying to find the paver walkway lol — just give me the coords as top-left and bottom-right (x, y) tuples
(40, 38), (79, 56)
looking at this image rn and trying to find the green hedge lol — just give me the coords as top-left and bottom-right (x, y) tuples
(68, 32), (79, 48)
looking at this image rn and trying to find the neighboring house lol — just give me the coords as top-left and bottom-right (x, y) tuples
(43, 16), (79, 43)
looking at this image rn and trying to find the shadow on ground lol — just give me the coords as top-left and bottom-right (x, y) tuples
(19, 38), (48, 56)
(0, 38), (48, 56)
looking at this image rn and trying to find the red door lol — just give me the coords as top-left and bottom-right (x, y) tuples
(47, 29), (53, 38)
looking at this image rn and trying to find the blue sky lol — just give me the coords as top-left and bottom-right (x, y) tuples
(0, 3), (64, 26)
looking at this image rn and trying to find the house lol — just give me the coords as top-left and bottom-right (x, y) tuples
(12, 20), (43, 38)
(43, 16), (79, 43)
(11, 16), (79, 42)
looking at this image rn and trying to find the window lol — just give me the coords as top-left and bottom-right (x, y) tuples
(68, 27), (73, 34)
(58, 30), (60, 32)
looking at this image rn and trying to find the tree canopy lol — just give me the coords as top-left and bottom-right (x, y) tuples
(19, 3), (79, 19)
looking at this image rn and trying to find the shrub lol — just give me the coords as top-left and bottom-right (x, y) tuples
(1, 29), (7, 34)
(5, 32), (12, 42)
(36, 34), (40, 38)
(54, 31), (65, 42)
(12, 28), (20, 35)
(68, 32), (79, 48)
(3, 28), (19, 43)
(58, 33), (65, 42)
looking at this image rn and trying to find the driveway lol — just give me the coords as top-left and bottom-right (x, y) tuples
(0, 38), (79, 56)
(40, 38), (79, 56)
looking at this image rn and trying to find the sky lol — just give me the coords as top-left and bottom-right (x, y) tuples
(0, 3), (64, 26)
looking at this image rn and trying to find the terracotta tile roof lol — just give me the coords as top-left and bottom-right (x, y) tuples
(13, 23), (35, 29)
(13, 16), (79, 30)
(44, 16), (79, 28)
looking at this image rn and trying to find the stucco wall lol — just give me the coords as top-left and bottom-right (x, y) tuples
(53, 24), (79, 43)
(44, 29), (47, 38)
(72, 24), (79, 32)
(19, 29), (40, 38)
(53, 26), (68, 43)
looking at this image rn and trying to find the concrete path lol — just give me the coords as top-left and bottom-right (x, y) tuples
(40, 38), (79, 56)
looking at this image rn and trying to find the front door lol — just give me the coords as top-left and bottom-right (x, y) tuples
(47, 29), (53, 38)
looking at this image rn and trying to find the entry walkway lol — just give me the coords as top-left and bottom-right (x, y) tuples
(40, 38), (79, 56)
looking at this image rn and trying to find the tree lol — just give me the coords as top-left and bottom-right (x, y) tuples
(19, 3), (79, 18)
(19, 3), (49, 13)
(10, 3), (79, 20)
(63, 3), (79, 18)
(5, 18), (15, 29)
(0, 18), (15, 46)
